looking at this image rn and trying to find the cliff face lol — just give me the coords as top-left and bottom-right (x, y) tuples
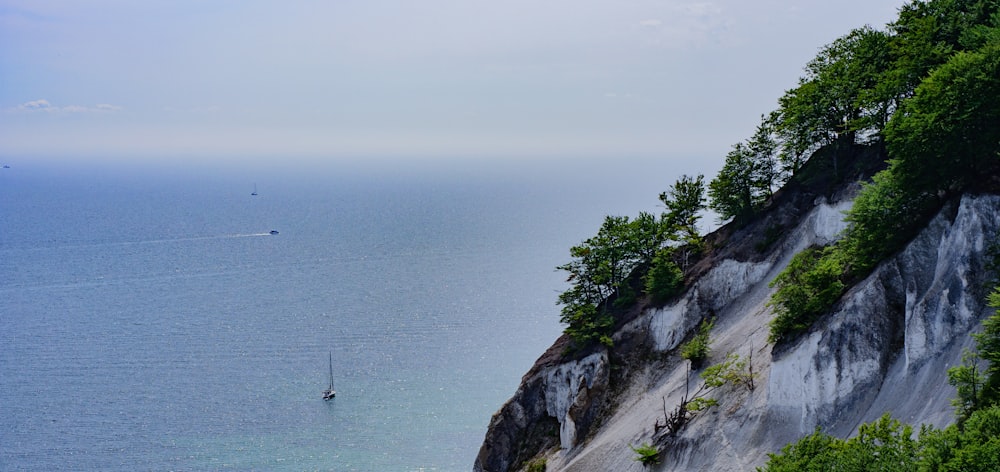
(475, 190), (1000, 472)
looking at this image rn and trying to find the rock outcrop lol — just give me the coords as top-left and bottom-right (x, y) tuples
(475, 187), (1000, 471)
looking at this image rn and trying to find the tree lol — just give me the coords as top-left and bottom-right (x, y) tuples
(644, 247), (683, 303)
(975, 286), (1000, 406)
(629, 211), (665, 263)
(659, 174), (707, 271)
(759, 414), (918, 472)
(920, 405), (1000, 472)
(758, 428), (840, 472)
(773, 26), (897, 179)
(557, 213), (669, 346)
(885, 34), (1000, 195)
(747, 115), (783, 195)
(949, 350), (987, 420)
(774, 81), (828, 173)
(709, 115), (787, 226)
(709, 143), (760, 224)
(660, 174), (706, 241)
(890, 0), (1000, 94)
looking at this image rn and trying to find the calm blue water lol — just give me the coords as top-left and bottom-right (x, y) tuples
(0, 157), (674, 471)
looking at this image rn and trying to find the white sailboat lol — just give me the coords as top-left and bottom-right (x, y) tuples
(251, 183), (258, 196)
(323, 352), (336, 400)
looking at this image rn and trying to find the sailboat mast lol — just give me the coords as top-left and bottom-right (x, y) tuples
(328, 351), (334, 390)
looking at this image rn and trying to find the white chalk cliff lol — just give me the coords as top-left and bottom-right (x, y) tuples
(475, 183), (1000, 471)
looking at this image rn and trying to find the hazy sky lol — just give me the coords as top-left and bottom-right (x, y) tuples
(0, 0), (904, 167)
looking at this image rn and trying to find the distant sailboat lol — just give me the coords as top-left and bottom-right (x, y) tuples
(323, 352), (336, 400)
(251, 183), (258, 196)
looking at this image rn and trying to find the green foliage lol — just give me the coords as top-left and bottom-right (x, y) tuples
(891, 0), (999, 92)
(644, 247), (684, 303)
(709, 352), (757, 392)
(658, 359), (736, 436)
(948, 350), (987, 420)
(686, 396), (718, 412)
(709, 140), (776, 225)
(758, 428), (839, 472)
(700, 355), (732, 389)
(772, 25), (898, 181)
(976, 286), (1000, 405)
(759, 414), (918, 472)
(920, 406), (1000, 472)
(767, 246), (846, 343)
(886, 33), (1000, 195)
(660, 174), (706, 241)
(525, 457), (547, 472)
(783, 26), (897, 146)
(754, 3), (1000, 345)
(630, 443), (661, 465)
(680, 318), (714, 366)
(557, 175), (710, 346)
(946, 284), (1000, 420)
(764, 408), (1000, 472)
(839, 163), (937, 276)
(557, 214), (667, 346)
(558, 301), (613, 348)
(846, 415), (918, 471)
(767, 277), (1000, 472)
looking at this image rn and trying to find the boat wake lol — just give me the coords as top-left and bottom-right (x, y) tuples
(133, 232), (276, 245)
(29, 232), (280, 251)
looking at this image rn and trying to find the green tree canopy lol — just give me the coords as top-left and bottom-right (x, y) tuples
(886, 33), (1000, 194)
(660, 174), (706, 241)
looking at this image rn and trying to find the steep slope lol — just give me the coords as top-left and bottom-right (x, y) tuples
(476, 185), (1000, 471)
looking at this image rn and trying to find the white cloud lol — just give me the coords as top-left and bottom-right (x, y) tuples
(639, 19), (663, 28)
(18, 99), (55, 111)
(9, 99), (123, 113)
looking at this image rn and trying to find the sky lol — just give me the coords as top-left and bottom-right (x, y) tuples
(0, 0), (906, 169)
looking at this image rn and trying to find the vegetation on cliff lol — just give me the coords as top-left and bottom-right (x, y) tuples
(759, 1), (1000, 466)
(545, 0), (1000, 468)
(556, 175), (706, 347)
(766, 0), (1000, 342)
(760, 284), (1000, 471)
(558, 0), (1000, 348)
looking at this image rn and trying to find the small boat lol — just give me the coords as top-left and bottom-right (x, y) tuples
(323, 352), (336, 400)
(251, 183), (258, 196)
(269, 230), (279, 235)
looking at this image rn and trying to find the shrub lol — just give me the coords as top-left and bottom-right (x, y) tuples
(525, 457), (547, 472)
(630, 443), (661, 465)
(680, 318), (714, 366)
(839, 164), (936, 276)
(711, 352), (756, 392)
(767, 246), (845, 342)
(560, 302), (614, 348)
(759, 414), (917, 472)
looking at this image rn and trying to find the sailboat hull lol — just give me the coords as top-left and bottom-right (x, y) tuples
(323, 352), (336, 400)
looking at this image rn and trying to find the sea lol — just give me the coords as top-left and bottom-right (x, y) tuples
(0, 156), (684, 471)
